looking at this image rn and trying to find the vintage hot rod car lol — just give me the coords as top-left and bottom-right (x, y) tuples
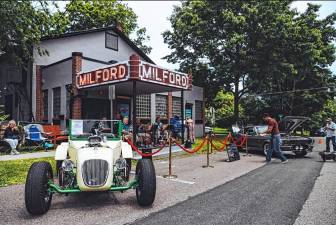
(235, 116), (314, 157)
(25, 119), (156, 215)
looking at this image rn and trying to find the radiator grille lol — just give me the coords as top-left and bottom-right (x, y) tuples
(82, 159), (109, 187)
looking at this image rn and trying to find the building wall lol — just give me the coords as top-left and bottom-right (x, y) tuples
(41, 59), (72, 123)
(32, 29), (147, 118)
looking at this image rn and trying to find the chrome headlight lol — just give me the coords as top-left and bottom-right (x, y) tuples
(62, 159), (74, 172)
(295, 146), (299, 150)
(115, 158), (127, 170)
(299, 146), (304, 150)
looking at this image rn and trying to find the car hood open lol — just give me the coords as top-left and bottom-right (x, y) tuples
(279, 116), (310, 134)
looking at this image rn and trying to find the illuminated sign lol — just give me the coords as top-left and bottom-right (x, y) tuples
(140, 62), (191, 90)
(76, 62), (128, 88)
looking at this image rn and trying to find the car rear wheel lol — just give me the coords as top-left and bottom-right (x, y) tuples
(136, 159), (156, 206)
(263, 143), (270, 156)
(25, 162), (53, 215)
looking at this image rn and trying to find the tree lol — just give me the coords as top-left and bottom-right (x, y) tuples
(0, 1), (51, 65)
(163, 0), (336, 121)
(49, 0), (152, 54)
(212, 90), (245, 127)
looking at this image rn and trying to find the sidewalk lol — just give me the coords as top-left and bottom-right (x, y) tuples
(294, 161), (336, 225)
(0, 151), (55, 161)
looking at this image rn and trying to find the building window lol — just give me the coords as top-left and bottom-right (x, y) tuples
(172, 97), (181, 117)
(53, 87), (61, 118)
(136, 94), (151, 119)
(105, 31), (118, 51)
(195, 100), (203, 124)
(155, 95), (167, 118)
(42, 90), (48, 120)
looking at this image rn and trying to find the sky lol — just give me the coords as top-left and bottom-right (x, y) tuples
(56, 1), (336, 72)
(126, 0), (336, 72)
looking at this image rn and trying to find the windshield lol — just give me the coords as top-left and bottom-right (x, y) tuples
(69, 120), (122, 140)
(255, 126), (268, 134)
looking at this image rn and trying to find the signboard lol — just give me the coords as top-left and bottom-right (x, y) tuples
(71, 120), (83, 135)
(139, 62), (191, 90)
(76, 62), (128, 89)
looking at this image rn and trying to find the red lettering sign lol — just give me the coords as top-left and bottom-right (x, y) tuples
(76, 63), (128, 88)
(140, 63), (190, 90)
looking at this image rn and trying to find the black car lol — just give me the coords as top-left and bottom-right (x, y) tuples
(234, 116), (314, 157)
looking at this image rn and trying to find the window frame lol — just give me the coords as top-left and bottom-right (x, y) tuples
(52, 87), (61, 118)
(105, 31), (118, 51)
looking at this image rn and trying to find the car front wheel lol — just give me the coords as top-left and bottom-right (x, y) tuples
(136, 159), (156, 206)
(295, 150), (307, 157)
(263, 143), (270, 156)
(25, 162), (53, 215)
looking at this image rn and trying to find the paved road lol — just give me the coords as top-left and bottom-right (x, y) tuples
(131, 152), (324, 225)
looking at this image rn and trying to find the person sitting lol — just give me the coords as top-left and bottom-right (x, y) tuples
(4, 120), (20, 155)
(122, 117), (133, 141)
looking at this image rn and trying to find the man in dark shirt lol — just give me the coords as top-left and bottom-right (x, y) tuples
(262, 113), (288, 164)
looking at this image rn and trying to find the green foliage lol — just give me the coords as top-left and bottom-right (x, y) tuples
(50, 0), (152, 54)
(311, 99), (336, 130)
(0, 114), (9, 122)
(212, 91), (244, 126)
(163, 0), (336, 121)
(0, 157), (56, 187)
(0, 1), (51, 65)
(0, 0), (152, 68)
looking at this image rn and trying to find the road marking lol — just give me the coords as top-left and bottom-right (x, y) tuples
(130, 171), (195, 185)
(157, 176), (195, 185)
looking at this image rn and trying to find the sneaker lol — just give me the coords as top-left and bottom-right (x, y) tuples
(281, 160), (289, 164)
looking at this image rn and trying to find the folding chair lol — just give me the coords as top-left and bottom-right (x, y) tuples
(26, 125), (53, 151)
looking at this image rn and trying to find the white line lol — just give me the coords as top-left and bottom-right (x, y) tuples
(157, 176), (195, 185)
(130, 171), (195, 185)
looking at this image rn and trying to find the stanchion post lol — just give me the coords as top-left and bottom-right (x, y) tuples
(202, 134), (214, 168)
(163, 132), (177, 179)
(210, 132), (213, 154)
(243, 134), (251, 157)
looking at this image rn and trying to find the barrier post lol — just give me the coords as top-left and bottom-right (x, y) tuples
(243, 134), (251, 157)
(202, 134), (214, 168)
(163, 133), (177, 179)
(210, 132), (213, 154)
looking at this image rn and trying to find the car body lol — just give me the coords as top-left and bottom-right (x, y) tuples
(25, 119), (156, 215)
(234, 116), (314, 157)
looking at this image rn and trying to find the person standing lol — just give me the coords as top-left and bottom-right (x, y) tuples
(261, 113), (288, 164)
(324, 118), (336, 152)
(4, 120), (20, 155)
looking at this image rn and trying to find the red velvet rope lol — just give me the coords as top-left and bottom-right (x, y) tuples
(126, 139), (167, 157)
(231, 134), (247, 147)
(174, 137), (208, 154)
(210, 134), (231, 151)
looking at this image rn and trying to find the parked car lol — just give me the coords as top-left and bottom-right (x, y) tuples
(234, 116), (314, 157)
(205, 126), (213, 134)
(25, 119), (156, 215)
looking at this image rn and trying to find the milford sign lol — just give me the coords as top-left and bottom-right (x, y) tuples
(76, 58), (191, 90)
(76, 62), (128, 88)
(139, 62), (190, 90)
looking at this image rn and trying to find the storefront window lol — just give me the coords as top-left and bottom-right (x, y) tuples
(155, 95), (167, 118)
(172, 97), (181, 117)
(195, 100), (203, 124)
(136, 94), (151, 119)
(42, 90), (48, 120)
(53, 87), (61, 118)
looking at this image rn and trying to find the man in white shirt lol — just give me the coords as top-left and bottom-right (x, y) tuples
(324, 118), (336, 152)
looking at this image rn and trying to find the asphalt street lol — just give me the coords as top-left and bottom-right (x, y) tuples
(131, 152), (324, 225)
